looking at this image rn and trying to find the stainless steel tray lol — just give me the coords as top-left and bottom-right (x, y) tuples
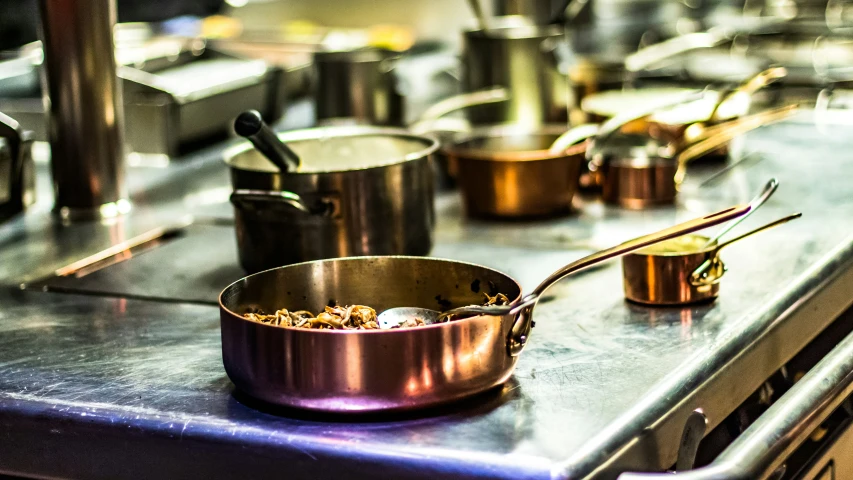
(0, 40), (286, 157)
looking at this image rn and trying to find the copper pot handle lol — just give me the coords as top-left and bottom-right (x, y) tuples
(230, 189), (338, 217)
(506, 203), (752, 356)
(690, 213), (803, 287)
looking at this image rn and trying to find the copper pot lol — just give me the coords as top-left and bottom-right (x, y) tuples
(622, 214), (802, 305)
(445, 125), (587, 218)
(596, 105), (798, 209)
(219, 204), (750, 412)
(622, 234), (720, 305)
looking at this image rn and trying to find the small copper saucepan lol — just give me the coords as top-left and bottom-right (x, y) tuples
(220, 204), (750, 412)
(622, 213), (802, 305)
(596, 104), (798, 209)
(444, 124), (587, 218)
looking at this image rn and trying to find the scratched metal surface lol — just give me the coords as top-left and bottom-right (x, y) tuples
(0, 114), (852, 479)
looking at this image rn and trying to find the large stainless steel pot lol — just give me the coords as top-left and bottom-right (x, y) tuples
(219, 204), (749, 412)
(224, 126), (438, 273)
(463, 18), (569, 125)
(444, 124), (587, 218)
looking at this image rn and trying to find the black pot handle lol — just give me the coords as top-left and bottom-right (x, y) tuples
(0, 112), (23, 178)
(230, 189), (338, 217)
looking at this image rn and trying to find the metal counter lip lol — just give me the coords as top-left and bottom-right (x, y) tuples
(0, 394), (553, 480)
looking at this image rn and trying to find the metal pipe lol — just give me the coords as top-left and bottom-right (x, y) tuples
(619, 326), (853, 480)
(37, 0), (128, 220)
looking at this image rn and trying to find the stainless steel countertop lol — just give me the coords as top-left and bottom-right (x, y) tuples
(0, 111), (852, 479)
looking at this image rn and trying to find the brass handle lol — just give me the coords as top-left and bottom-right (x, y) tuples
(709, 66), (788, 122)
(690, 213), (803, 287)
(674, 105), (799, 185)
(587, 90), (707, 163)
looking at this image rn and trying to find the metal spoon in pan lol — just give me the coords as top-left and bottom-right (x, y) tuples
(234, 110), (301, 173)
(378, 203), (751, 328)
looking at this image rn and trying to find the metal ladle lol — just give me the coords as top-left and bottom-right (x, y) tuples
(377, 203), (751, 328)
(234, 110), (302, 173)
(690, 213), (803, 286)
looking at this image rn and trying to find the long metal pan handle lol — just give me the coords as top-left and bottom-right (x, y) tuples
(674, 104), (799, 185)
(410, 87), (509, 134)
(506, 203), (752, 356)
(230, 189), (336, 216)
(619, 325), (853, 480)
(625, 28), (733, 73)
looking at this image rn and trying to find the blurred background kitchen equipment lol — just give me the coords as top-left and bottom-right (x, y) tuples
(0, 38), (285, 158)
(314, 47), (404, 126)
(39, 0), (127, 220)
(224, 125), (438, 273)
(462, 16), (569, 125)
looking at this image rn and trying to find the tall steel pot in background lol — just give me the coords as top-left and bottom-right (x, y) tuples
(224, 126), (438, 273)
(463, 18), (569, 125)
(314, 49), (405, 126)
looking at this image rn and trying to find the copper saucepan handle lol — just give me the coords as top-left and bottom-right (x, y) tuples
(674, 104), (799, 185)
(506, 203), (752, 356)
(689, 212), (803, 286)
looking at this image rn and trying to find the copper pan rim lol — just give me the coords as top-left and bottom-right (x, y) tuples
(445, 139), (587, 162)
(218, 255), (524, 335)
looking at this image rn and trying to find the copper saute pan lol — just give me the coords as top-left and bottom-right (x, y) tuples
(219, 204), (749, 412)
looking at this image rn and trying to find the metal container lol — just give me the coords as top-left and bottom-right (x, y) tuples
(622, 234), (719, 305)
(224, 126), (438, 273)
(462, 18), (568, 125)
(621, 213), (801, 305)
(444, 125), (587, 218)
(220, 256), (523, 412)
(314, 48), (404, 126)
(600, 156), (678, 209)
(38, 0), (126, 219)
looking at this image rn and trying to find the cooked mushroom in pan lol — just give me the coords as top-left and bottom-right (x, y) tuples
(243, 292), (510, 330)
